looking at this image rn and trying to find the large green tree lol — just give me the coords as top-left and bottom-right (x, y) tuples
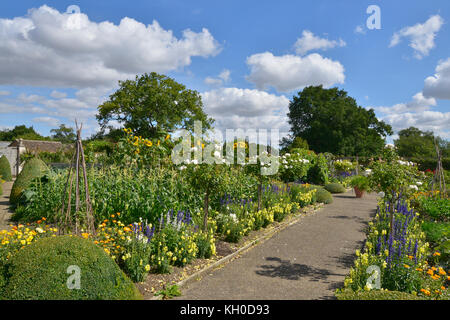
(0, 125), (46, 141)
(285, 86), (392, 156)
(394, 127), (449, 158)
(97, 72), (214, 138)
(50, 124), (76, 143)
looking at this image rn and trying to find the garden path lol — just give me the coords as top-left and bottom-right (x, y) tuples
(0, 180), (14, 231)
(175, 190), (379, 300)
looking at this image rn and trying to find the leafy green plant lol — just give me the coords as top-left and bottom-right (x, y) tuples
(350, 175), (371, 192)
(306, 154), (329, 185)
(155, 284), (181, 299)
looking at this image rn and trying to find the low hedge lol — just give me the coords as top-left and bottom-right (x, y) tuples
(305, 185), (333, 204)
(335, 289), (427, 300)
(0, 235), (142, 300)
(0, 156), (12, 181)
(324, 183), (346, 194)
(10, 158), (48, 205)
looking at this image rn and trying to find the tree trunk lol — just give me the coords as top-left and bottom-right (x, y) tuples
(203, 189), (209, 231)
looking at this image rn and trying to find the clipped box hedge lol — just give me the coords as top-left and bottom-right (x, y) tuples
(0, 235), (142, 300)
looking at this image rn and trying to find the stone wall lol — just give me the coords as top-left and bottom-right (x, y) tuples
(0, 141), (20, 177)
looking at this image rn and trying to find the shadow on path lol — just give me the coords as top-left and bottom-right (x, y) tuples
(255, 257), (342, 282)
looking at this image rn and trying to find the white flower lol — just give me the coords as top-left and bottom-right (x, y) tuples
(409, 185), (419, 191)
(179, 165), (186, 170)
(184, 158), (191, 165)
(192, 159), (199, 165)
(385, 143), (395, 149)
(191, 147), (198, 152)
(214, 150), (221, 158)
(285, 153), (290, 157)
(416, 181), (423, 186)
(378, 191), (385, 198)
(363, 169), (372, 176)
(36, 227), (44, 234)
(230, 213), (238, 222)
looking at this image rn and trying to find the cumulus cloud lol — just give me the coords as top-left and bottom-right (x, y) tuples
(33, 116), (60, 127)
(423, 58), (450, 100)
(389, 15), (444, 59)
(204, 69), (231, 86)
(294, 30), (346, 55)
(377, 92), (436, 114)
(246, 52), (345, 92)
(383, 111), (450, 139)
(375, 91), (449, 138)
(201, 87), (290, 132)
(50, 90), (67, 99)
(0, 5), (221, 88)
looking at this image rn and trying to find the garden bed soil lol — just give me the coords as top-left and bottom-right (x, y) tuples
(136, 202), (323, 299)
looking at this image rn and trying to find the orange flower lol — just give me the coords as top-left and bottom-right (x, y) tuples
(403, 264), (410, 269)
(433, 252), (441, 257)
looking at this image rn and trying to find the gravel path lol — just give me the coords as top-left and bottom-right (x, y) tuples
(175, 190), (379, 300)
(0, 180), (14, 231)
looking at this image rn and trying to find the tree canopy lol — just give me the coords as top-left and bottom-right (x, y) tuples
(285, 86), (392, 156)
(97, 72), (214, 139)
(394, 127), (449, 158)
(50, 124), (76, 143)
(0, 125), (47, 141)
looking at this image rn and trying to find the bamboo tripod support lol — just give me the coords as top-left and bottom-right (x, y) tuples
(59, 121), (96, 235)
(431, 139), (447, 198)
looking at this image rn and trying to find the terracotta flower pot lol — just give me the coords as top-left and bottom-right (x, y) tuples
(354, 187), (365, 198)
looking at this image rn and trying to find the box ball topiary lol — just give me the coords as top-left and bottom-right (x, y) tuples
(9, 157), (48, 205)
(0, 182), (3, 196)
(1, 235), (142, 300)
(0, 155), (12, 182)
(324, 183), (346, 194)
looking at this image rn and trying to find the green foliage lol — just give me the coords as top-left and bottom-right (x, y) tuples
(120, 237), (152, 283)
(0, 156), (12, 181)
(421, 221), (450, 244)
(306, 154), (329, 185)
(97, 72), (214, 138)
(155, 284), (181, 299)
(1, 236), (141, 300)
(50, 124), (76, 143)
(313, 187), (333, 204)
(10, 158), (48, 206)
(324, 183), (346, 193)
(350, 175), (371, 192)
(287, 85), (392, 156)
(369, 147), (419, 202)
(336, 289), (426, 300)
(0, 125), (47, 141)
(0, 182), (2, 196)
(394, 127), (449, 159)
(417, 197), (450, 221)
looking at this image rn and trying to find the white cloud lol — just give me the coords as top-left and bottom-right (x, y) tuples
(389, 15), (444, 59)
(50, 90), (67, 99)
(246, 52), (345, 92)
(294, 30), (346, 55)
(33, 116), (60, 127)
(377, 92), (436, 114)
(383, 111), (450, 138)
(201, 87), (290, 132)
(354, 25), (366, 35)
(0, 5), (221, 88)
(423, 58), (450, 100)
(204, 69), (231, 87)
(0, 91), (10, 96)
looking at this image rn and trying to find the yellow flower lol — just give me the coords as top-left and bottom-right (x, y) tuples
(145, 264), (151, 272)
(81, 233), (90, 239)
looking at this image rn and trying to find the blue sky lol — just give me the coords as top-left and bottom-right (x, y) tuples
(0, 0), (449, 142)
